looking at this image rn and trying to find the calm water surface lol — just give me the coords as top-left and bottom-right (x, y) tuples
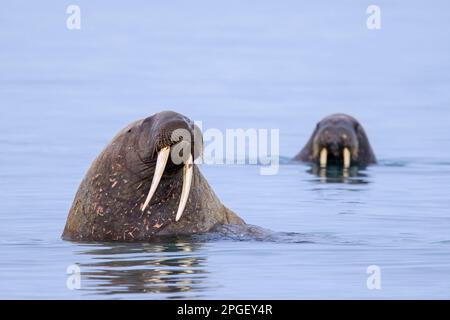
(1, 1), (450, 299)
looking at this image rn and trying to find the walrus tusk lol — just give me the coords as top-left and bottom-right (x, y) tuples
(176, 153), (193, 222)
(343, 147), (351, 169)
(142, 146), (170, 212)
(320, 148), (328, 168)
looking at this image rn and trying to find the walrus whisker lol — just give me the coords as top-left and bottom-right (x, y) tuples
(175, 153), (193, 222)
(141, 146), (170, 212)
(343, 147), (351, 169)
(320, 148), (328, 168)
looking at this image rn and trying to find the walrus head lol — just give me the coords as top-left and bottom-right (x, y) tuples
(295, 114), (376, 168)
(62, 111), (244, 242)
(139, 111), (203, 222)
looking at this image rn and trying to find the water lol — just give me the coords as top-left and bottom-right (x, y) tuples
(1, 0), (450, 299)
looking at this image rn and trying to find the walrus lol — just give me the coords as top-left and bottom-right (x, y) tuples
(62, 111), (245, 242)
(294, 114), (376, 168)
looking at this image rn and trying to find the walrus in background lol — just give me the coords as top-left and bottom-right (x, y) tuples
(294, 114), (376, 168)
(62, 111), (245, 242)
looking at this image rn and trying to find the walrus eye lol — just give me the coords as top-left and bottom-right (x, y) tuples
(141, 144), (194, 222)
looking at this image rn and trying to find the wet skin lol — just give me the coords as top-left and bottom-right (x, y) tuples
(62, 111), (244, 242)
(294, 114), (377, 168)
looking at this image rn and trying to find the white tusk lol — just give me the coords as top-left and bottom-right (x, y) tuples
(175, 153), (193, 222)
(343, 147), (351, 169)
(141, 146), (170, 212)
(320, 148), (328, 168)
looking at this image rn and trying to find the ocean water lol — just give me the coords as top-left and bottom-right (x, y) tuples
(1, 1), (450, 299)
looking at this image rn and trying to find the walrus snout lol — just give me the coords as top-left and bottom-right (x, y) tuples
(149, 111), (203, 160)
(142, 111), (204, 222)
(295, 113), (377, 168)
(314, 126), (358, 168)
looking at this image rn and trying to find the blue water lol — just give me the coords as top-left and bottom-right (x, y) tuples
(1, 1), (450, 299)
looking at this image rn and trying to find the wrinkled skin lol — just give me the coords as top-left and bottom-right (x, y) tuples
(62, 111), (245, 242)
(294, 114), (376, 167)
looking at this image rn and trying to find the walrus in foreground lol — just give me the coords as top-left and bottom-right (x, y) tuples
(294, 114), (376, 168)
(62, 111), (245, 242)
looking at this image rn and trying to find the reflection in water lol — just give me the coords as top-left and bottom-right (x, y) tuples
(75, 241), (211, 298)
(307, 165), (370, 184)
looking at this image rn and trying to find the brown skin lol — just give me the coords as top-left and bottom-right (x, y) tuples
(294, 114), (376, 167)
(62, 111), (245, 242)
